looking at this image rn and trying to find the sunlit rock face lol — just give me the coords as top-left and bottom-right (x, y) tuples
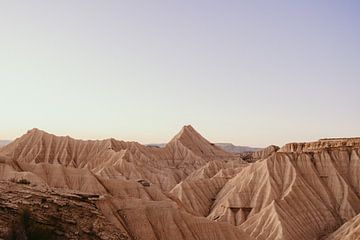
(0, 127), (359, 240)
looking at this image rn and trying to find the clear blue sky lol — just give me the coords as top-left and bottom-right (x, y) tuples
(0, 1), (359, 147)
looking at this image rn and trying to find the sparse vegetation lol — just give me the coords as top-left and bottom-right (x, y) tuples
(17, 179), (31, 185)
(4, 207), (55, 240)
(9, 178), (31, 185)
(137, 179), (150, 187)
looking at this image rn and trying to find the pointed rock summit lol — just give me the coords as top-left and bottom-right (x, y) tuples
(170, 125), (206, 142)
(169, 125), (233, 158)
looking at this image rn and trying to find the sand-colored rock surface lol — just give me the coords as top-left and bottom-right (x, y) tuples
(279, 138), (360, 152)
(0, 126), (235, 191)
(326, 212), (360, 240)
(0, 181), (129, 239)
(1, 126), (360, 239)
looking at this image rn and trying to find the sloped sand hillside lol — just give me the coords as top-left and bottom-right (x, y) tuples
(1, 126), (359, 240)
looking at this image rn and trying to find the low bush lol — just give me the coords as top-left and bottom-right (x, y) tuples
(16, 179), (31, 185)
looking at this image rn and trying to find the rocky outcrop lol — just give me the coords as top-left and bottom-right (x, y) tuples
(0, 181), (129, 240)
(250, 145), (279, 161)
(238, 145), (279, 163)
(279, 138), (360, 152)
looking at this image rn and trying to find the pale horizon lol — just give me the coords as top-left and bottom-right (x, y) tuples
(1, 1), (359, 147)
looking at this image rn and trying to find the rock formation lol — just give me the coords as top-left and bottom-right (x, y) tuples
(0, 126), (359, 239)
(326, 212), (360, 240)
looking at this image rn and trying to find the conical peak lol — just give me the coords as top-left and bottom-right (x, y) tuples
(180, 125), (198, 135)
(27, 128), (41, 133)
(177, 125), (196, 135)
(26, 128), (51, 135)
(171, 125), (204, 143)
(182, 125), (195, 131)
(25, 128), (61, 141)
(169, 125), (233, 157)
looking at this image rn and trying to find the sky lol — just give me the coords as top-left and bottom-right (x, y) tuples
(0, 1), (359, 147)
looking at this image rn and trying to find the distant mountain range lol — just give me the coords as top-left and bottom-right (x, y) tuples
(147, 142), (261, 153)
(0, 140), (11, 147)
(215, 143), (261, 153)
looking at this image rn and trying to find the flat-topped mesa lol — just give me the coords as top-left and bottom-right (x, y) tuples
(279, 137), (360, 152)
(168, 125), (235, 158)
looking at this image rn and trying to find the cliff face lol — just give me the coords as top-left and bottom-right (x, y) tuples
(0, 128), (360, 240)
(279, 138), (360, 152)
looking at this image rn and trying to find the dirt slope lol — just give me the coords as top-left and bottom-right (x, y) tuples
(1, 127), (360, 240)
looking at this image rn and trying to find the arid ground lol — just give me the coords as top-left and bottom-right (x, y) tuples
(1, 126), (360, 239)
